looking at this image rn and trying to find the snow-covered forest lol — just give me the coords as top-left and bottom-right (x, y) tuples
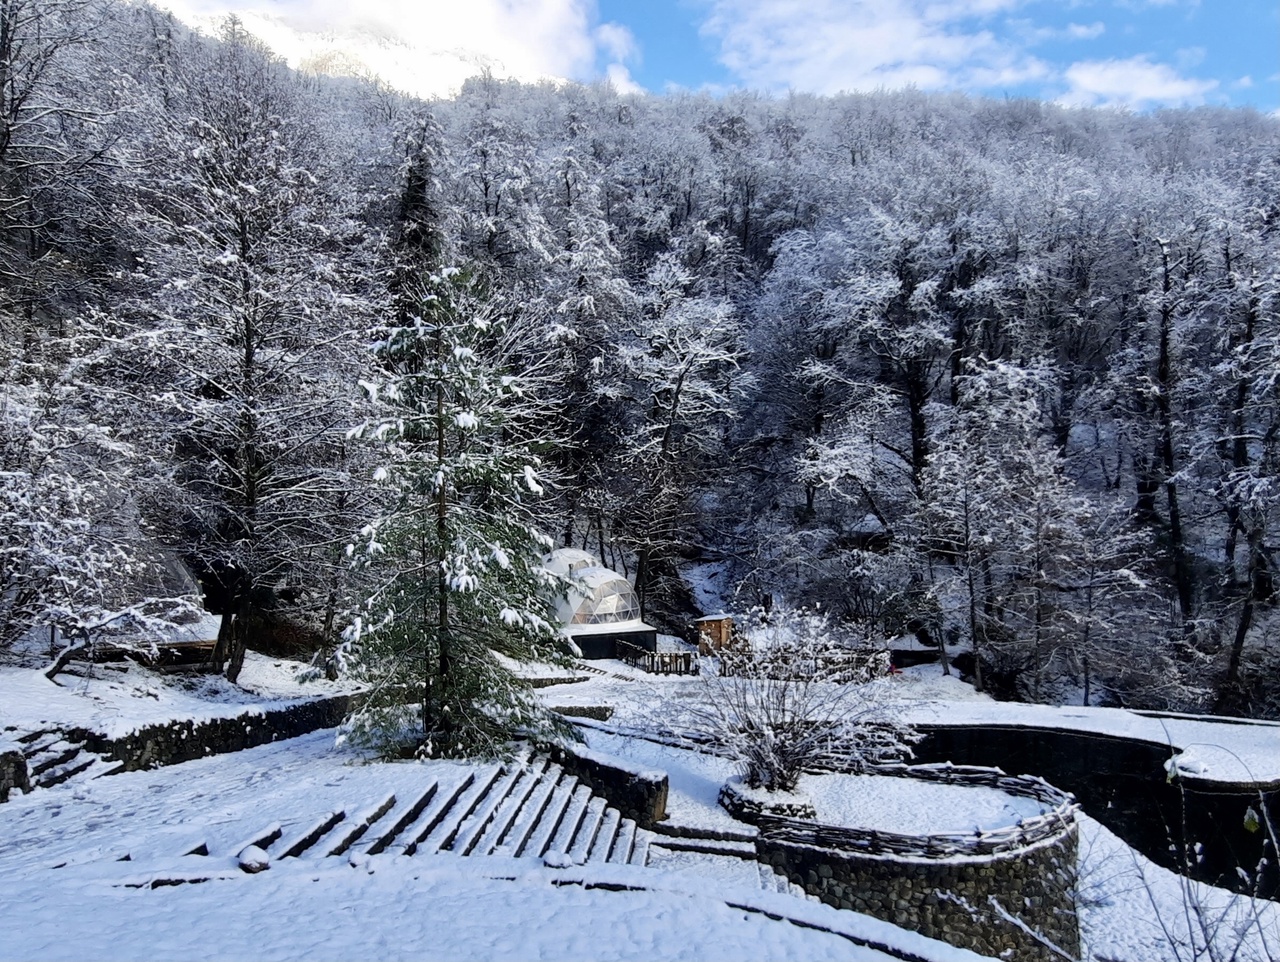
(4, 0), (1280, 718)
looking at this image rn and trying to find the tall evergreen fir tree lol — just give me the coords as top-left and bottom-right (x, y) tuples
(344, 266), (570, 759)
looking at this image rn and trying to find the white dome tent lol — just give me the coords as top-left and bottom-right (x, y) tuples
(543, 549), (657, 659)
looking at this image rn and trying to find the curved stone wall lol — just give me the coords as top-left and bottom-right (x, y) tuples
(913, 723), (1279, 899)
(758, 825), (1079, 962)
(747, 764), (1080, 961)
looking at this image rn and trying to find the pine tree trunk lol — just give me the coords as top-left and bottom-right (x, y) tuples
(434, 345), (452, 750)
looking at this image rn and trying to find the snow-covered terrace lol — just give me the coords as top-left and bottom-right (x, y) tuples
(904, 698), (1280, 789)
(536, 661), (1280, 789)
(0, 652), (356, 741)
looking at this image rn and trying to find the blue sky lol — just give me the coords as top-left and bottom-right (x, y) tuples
(161, 0), (1278, 112)
(595, 0), (1277, 111)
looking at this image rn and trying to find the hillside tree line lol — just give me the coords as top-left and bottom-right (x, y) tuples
(2, 0), (1279, 720)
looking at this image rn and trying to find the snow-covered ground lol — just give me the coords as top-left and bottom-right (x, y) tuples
(585, 728), (749, 835)
(585, 718), (1280, 961)
(0, 732), (978, 962)
(1076, 814), (1280, 962)
(3, 722), (1275, 961)
(538, 659), (1280, 788)
(582, 727), (1050, 838)
(5, 649), (1279, 961)
(1, 860), (915, 962)
(801, 772), (1047, 834)
(0, 652), (356, 739)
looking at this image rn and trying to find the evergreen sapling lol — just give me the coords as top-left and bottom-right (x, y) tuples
(342, 267), (572, 759)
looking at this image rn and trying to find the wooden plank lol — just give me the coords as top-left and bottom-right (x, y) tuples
(275, 811), (346, 859)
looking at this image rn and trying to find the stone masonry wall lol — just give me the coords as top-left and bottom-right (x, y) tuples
(0, 747), (29, 802)
(758, 826), (1080, 962)
(77, 695), (354, 772)
(550, 744), (669, 829)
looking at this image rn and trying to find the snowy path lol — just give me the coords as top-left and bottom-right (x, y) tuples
(0, 853), (978, 962)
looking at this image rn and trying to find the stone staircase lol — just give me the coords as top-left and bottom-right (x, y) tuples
(17, 731), (121, 790)
(11, 729), (808, 902)
(191, 756), (654, 869)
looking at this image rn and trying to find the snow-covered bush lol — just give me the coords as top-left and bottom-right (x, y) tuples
(667, 607), (917, 792)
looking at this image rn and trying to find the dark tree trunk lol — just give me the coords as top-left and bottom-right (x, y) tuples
(1154, 245), (1194, 628)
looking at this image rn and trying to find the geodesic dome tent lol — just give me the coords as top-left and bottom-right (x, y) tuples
(542, 550), (656, 659)
(558, 567), (642, 626)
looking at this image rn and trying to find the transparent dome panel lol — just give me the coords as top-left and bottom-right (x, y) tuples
(570, 578), (641, 624)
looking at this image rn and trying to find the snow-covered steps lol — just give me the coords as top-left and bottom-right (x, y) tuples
(758, 862), (813, 900)
(42, 744), (813, 907)
(348, 784), (442, 859)
(423, 758), (651, 868)
(649, 835), (757, 859)
(398, 773), (487, 856)
(414, 765), (506, 856)
(572, 661), (635, 682)
(272, 810), (345, 859)
(18, 731), (121, 790)
(322, 793), (397, 858)
(640, 822), (812, 899)
(173, 757), (654, 871)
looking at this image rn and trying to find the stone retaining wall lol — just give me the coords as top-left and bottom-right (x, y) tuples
(550, 743), (669, 829)
(758, 826), (1080, 962)
(915, 724), (1279, 899)
(79, 695), (354, 772)
(0, 747), (28, 802)
(549, 705), (615, 722)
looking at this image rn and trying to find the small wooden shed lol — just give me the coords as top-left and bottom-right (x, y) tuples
(694, 613), (735, 655)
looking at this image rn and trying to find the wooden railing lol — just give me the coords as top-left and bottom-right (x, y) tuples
(618, 643), (700, 676)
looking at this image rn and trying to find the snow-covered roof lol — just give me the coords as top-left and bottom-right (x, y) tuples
(542, 548), (600, 578)
(563, 618), (654, 637)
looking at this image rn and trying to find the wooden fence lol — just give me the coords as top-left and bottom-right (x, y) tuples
(618, 643), (700, 676)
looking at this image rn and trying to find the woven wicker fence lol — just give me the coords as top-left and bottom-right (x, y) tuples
(755, 761), (1078, 860)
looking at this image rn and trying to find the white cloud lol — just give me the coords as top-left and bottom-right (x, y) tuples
(153, 0), (607, 98)
(1060, 55), (1218, 109)
(1175, 46), (1205, 69)
(1065, 21), (1106, 40)
(595, 19), (644, 94)
(605, 63), (645, 95)
(595, 22), (639, 65)
(1009, 18), (1105, 43)
(697, 0), (1049, 96)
